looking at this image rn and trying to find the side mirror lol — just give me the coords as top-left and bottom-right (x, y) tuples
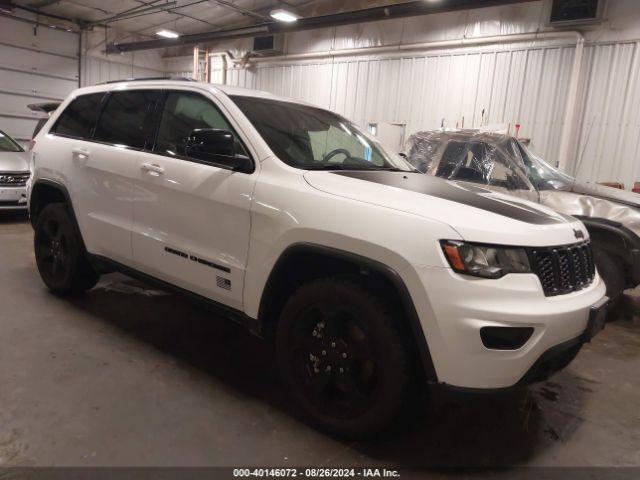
(186, 128), (252, 172)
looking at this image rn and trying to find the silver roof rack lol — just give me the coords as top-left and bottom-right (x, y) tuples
(101, 76), (197, 85)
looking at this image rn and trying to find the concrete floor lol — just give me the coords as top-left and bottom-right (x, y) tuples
(1, 212), (640, 469)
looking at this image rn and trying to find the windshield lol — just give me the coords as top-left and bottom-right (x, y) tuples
(0, 130), (24, 152)
(231, 95), (415, 171)
(516, 141), (574, 191)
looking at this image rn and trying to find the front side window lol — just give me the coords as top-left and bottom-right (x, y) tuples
(231, 95), (413, 171)
(50, 93), (104, 140)
(435, 139), (530, 191)
(0, 130), (23, 152)
(94, 90), (160, 149)
(154, 91), (247, 160)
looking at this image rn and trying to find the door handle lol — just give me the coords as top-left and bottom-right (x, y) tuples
(141, 163), (165, 175)
(72, 147), (90, 159)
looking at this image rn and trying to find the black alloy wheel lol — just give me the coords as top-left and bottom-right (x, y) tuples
(34, 203), (99, 294)
(291, 303), (378, 419)
(276, 278), (411, 438)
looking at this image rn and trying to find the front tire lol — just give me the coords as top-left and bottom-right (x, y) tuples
(34, 203), (99, 295)
(276, 278), (411, 438)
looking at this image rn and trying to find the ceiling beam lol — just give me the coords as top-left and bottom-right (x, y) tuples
(207, 0), (270, 20)
(98, 0), (220, 29)
(107, 0), (538, 54)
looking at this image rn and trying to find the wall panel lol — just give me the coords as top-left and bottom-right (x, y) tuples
(571, 42), (640, 185)
(226, 44), (575, 164)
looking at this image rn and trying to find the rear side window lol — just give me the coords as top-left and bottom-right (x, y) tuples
(50, 93), (104, 139)
(94, 90), (160, 149)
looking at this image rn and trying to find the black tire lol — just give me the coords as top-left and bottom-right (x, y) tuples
(593, 246), (625, 310)
(275, 277), (411, 438)
(34, 203), (99, 295)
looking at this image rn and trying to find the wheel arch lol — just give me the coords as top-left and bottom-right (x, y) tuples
(576, 215), (640, 286)
(257, 242), (438, 382)
(29, 179), (89, 251)
(30, 179), (71, 226)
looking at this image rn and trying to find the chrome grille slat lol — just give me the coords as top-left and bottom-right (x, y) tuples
(0, 172), (30, 187)
(529, 241), (595, 297)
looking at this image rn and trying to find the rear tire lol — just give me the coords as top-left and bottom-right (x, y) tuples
(275, 277), (411, 438)
(34, 203), (99, 295)
(593, 246), (625, 311)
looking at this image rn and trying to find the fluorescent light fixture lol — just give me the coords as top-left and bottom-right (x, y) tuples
(270, 9), (299, 22)
(156, 29), (180, 39)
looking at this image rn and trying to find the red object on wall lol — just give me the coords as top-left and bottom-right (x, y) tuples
(633, 182), (640, 194)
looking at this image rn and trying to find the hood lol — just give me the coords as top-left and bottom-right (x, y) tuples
(304, 170), (587, 247)
(540, 189), (640, 237)
(571, 180), (640, 208)
(0, 151), (29, 172)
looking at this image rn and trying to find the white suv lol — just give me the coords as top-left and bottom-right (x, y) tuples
(29, 79), (607, 437)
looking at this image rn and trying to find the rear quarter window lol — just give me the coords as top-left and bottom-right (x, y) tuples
(50, 93), (105, 140)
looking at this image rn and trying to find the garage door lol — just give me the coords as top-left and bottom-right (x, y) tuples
(0, 16), (78, 145)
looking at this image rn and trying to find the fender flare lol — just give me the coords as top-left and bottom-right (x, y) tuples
(575, 215), (640, 284)
(30, 179), (88, 252)
(259, 242), (438, 382)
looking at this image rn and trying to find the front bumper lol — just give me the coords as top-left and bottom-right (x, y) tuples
(408, 265), (607, 389)
(0, 186), (28, 210)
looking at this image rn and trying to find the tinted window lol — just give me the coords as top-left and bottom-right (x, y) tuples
(0, 130), (23, 152)
(94, 91), (160, 149)
(50, 93), (104, 139)
(155, 91), (245, 159)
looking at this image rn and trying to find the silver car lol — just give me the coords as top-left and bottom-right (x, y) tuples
(404, 130), (640, 308)
(0, 129), (30, 211)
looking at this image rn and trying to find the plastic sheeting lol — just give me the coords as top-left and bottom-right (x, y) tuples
(403, 130), (531, 192)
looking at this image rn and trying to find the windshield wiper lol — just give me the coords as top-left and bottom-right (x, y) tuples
(372, 166), (420, 173)
(303, 164), (385, 171)
(303, 164), (417, 172)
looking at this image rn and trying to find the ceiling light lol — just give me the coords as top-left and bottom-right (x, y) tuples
(270, 9), (299, 22)
(156, 29), (180, 39)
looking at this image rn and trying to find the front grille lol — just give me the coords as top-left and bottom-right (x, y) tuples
(529, 242), (595, 296)
(0, 172), (30, 187)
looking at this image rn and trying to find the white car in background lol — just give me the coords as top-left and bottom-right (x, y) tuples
(28, 80), (607, 437)
(0, 129), (30, 211)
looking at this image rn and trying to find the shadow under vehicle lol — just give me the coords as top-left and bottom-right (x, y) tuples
(403, 130), (640, 307)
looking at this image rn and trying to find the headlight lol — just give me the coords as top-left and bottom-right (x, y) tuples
(440, 240), (531, 279)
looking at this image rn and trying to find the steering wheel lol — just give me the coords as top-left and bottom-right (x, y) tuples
(322, 148), (352, 163)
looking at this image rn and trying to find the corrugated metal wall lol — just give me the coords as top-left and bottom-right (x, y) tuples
(0, 16), (78, 144)
(226, 44), (576, 165)
(81, 56), (165, 86)
(80, 28), (168, 87)
(572, 41), (640, 187)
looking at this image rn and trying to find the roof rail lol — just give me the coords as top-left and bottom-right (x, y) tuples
(101, 76), (197, 85)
